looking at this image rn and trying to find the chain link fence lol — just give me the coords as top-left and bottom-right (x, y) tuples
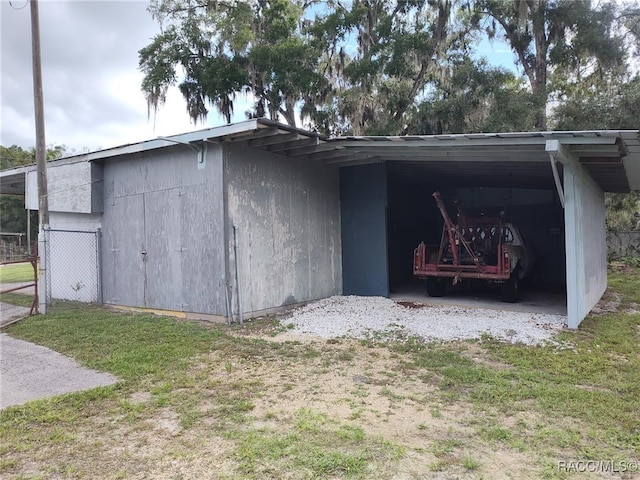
(0, 233), (33, 262)
(45, 228), (101, 305)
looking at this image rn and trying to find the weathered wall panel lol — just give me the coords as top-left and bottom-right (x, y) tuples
(225, 144), (342, 316)
(101, 193), (145, 307)
(144, 189), (182, 310)
(564, 165), (607, 328)
(101, 145), (226, 315)
(180, 181), (227, 314)
(26, 162), (103, 213)
(49, 212), (102, 231)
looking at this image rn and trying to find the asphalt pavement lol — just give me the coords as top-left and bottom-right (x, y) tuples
(0, 333), (119, 409)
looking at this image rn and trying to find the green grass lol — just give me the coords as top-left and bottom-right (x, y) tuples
(1, 263), (639, 478)
(1, 302), (407, 478)
(3, 302), (237, 382)
(0, 262), (36, 284)
(0, 292), (34, 308)
(388, 263), (640, 471)
(234, 409), (403, 478)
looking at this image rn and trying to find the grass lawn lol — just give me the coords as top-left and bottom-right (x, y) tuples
(0, 263), (639, 479)
(0, 261), (37, 284)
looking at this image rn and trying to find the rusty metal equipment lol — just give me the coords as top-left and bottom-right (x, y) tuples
(413, 192), (523, 300)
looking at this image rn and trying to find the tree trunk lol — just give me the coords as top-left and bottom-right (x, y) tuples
(531, 0), (548, 130)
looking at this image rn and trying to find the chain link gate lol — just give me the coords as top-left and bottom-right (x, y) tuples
(44, 228), (101, 305)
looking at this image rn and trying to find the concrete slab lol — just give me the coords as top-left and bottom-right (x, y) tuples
(0, 334), (119, 409)
(390, 284), (567, 316)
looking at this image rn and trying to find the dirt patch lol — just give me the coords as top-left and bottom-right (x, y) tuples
(590, 291), (622, 315)
(184, 337), (544, 478)
(459, 342), (514, 371)
(624, 303), (640, 315)
(0, 333), (581, 479)
(396, 300), (430, 309)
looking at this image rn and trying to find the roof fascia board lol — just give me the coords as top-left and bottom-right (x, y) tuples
(0, 164), (36, 178)
(226, 125), (279, 143)
(83, 119), (327, 163)
(330, 134), (621, 149)
(343, 148), (546, 162)
(546, 139), (604, 193)
(86, 119), (262, 161)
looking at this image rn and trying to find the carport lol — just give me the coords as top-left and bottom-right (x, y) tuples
(317, 131), (640, 329)
(1, 122), (638, 329)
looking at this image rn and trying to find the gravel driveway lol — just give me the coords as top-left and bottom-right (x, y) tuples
(285, 296), (567, 345)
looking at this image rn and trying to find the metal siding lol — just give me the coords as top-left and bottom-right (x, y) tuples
(144, 189), (182, 310)
(101, 145), (226, 315)
(180, 180), (226, 315)
(579, 170), (608, 320)
(340, 163), (389, 296)
(225, 144), (342, 316)
(26, 162), (97, 213)
(564, 165), (607, 329)
(106, 193), (145, 307)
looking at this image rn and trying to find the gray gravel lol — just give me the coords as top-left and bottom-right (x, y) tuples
(285, 296), (567, 345)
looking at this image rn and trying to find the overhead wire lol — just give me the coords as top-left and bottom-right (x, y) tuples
(8, 0), (29, 10)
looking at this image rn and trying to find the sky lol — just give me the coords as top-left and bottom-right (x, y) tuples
(0, 0), (515, 154)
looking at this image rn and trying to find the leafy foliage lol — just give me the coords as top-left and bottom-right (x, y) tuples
(469, 0), (628, 130)
(606, 192), (640, 231)
(407, 57), (537, 134)
(140, 0), (637, 136)
(0, 145), (66, 238)
(552, 75), (640, 130)
(140, 0), (472, 134)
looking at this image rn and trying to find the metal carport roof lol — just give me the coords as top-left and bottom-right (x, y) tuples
(1, 119), (638, 194)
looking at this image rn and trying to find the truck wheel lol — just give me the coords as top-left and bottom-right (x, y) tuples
(426, 278), (446, 297)
(501, 272), (519, 303)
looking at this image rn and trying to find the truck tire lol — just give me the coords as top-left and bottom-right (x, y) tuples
(426, 278), (446, 297)
(501, 270), (519, 303)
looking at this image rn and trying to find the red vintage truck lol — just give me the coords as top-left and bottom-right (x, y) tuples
(413, 192), (533, 302)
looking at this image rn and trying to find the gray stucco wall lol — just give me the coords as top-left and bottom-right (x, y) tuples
(100, 145), (226, 315)
(225, 143), (342, 317)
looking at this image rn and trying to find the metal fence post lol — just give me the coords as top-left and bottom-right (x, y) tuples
(96, 228), (102, 304)
(38, 226), (48, 314)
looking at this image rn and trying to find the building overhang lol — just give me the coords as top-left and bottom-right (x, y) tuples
(1, 120), (638, 195)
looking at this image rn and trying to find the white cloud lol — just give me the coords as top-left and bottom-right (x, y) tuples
(0, 0), (224, 153)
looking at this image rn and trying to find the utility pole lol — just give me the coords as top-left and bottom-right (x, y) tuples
(30, 0), (48, 313)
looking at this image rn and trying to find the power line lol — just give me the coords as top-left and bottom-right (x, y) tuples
(8, 0), (29, 10)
